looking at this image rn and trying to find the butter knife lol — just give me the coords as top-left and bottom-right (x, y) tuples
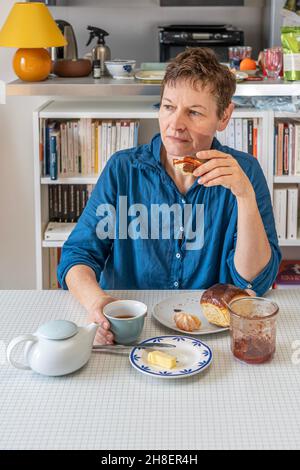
(92, 342), (176, 352)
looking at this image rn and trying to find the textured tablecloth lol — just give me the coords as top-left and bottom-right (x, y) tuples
(0, 289), (299, 450)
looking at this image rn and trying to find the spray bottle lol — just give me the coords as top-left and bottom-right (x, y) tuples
(86, 26), (111, 77)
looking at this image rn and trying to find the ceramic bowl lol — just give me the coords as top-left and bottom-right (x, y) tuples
(105, 59), (136, 79)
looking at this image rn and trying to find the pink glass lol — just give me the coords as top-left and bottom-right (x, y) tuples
(264, 47), (283, 80)
(228, 297), (279, 364)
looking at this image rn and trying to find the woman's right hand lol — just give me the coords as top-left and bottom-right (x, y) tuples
(87, 294), (118, 345)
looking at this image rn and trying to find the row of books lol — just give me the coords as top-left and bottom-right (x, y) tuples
(273, 260), (300, 289)
(274, 120), (300, 176)
(48, 184), (95, 223)
(273, 185), (299, 240)
(40, 118), (140, 179)
(216, 118), (261, 158)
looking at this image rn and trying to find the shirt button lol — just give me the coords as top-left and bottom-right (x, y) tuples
(247, 283), (252, 289)
(174, 281), (179, 288)
(179, 226), (184, 232)
(176, 253), (181, 259)
(181, 198), (186, 204)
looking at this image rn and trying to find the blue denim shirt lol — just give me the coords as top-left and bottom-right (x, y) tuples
(57, 133), (281, 295)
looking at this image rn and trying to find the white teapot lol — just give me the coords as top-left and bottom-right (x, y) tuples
(6, 320), (99, 377)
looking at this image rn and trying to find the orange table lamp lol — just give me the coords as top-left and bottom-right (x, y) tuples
(0, 2), (67, 82)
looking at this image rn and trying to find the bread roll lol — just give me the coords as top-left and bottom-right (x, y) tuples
(200, 283), (250, 327)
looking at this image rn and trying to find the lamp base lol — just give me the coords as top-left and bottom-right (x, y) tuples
(13, 48), (51, 82)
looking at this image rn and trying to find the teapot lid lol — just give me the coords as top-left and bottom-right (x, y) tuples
(37, 320), (78, 340)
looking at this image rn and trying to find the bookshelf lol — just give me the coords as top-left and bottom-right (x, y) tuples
(33, 99), (300, 289)
(272, 112), (300, 249)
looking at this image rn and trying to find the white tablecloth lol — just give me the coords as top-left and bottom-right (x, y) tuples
(0, 289), (299, 450)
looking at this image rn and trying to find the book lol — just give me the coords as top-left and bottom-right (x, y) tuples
(49, 132), (58, 180)
(248, 119), (253, 155)
(45, 221), (76, 241)
(287, 185), (298, 240)
(234, 118), (243, 152)
(273, 187), (287, 239)
(274, 259), (300, 287)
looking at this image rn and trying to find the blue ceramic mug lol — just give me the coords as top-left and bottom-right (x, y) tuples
(103, 300), (147, 345)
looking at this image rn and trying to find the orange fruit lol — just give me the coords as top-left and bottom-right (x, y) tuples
(239, 58), (257, 71)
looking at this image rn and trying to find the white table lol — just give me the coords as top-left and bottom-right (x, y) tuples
(0, 289), (299, 450)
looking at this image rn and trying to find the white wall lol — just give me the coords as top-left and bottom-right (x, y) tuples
(0, 0), (45, 288)
(51, 0), (265, 62)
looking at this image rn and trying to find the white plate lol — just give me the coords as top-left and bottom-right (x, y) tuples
(235, 71), (248, 81)
(153, 292), (229, 335)
(135, 70), (165, 81)
(129, 335), (212, 379)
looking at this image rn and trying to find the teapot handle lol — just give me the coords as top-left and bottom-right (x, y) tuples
(6, 334), (38, 370)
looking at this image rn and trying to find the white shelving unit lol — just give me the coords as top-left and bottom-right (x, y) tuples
(272, 112), (300, 250)
(33, 98), (300, 289)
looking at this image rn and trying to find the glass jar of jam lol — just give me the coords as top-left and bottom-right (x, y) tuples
(228, 297), (279, 365)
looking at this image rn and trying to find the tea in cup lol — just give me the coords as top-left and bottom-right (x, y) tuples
(103, 300), (147, 345)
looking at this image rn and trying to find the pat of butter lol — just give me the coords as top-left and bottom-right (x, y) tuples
(147, 350), (176, 369)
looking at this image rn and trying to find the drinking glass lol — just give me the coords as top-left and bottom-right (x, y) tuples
(264, 47), (283, 80)
(228, 297), (279, 364)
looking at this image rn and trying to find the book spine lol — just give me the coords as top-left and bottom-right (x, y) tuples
(73, 121), (79, 174)
(107, 121), (112, 161)
(134, 121), (139, 147)
(49, 185), (54, 221)
(129, 121), (135, 148)
(69, 184), (75, 223)
(277, 122), (284, 176)
(242, 119), (248, 153)
(234, 118), (243, 152)
(111, 122), (117, 155)
(97, 122), (102, 174)
(283, 123), (289, 175)
(50, 135), (58, 180)
(227, 119), (235, 148)
(53, 185), (59, 222)
(274, 122), (278, 175)
(295, 124), (300, 175)
(57, 185), (62, 223)
(248, 119), (253, 155)
(116, 121), (121, 152)
(273, 188), (287, 239)
(62, 184), (68, 223)
(287, 186), (298, 240)
(253, 118), (258, 158)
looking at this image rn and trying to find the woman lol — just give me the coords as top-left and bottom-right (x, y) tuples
(57, 48), (281, 345)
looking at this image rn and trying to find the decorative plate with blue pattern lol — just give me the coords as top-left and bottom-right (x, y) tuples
(129, 335), (213, 379)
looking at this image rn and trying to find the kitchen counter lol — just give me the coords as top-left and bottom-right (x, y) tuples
(5, 75), (300, 97)
(0, 289), (299, 450)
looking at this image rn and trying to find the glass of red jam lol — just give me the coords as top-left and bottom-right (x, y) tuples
(228, 297), (279, 365)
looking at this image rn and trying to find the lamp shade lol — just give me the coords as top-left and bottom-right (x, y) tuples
(0, 2), (67, 48)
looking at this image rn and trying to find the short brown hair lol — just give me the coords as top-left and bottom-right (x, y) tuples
(160, 47), (236, 119)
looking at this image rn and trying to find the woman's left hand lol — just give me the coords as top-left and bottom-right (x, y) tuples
(193, 149), (254, 199)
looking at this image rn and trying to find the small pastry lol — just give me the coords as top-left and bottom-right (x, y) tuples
(173, 156), (208, 175)
(200, 283), (251, 328)
(174, 312), (202, 332)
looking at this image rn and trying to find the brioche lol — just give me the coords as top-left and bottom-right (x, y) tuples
(173, 156), (208, 175)
(200, 283), (250, 327)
